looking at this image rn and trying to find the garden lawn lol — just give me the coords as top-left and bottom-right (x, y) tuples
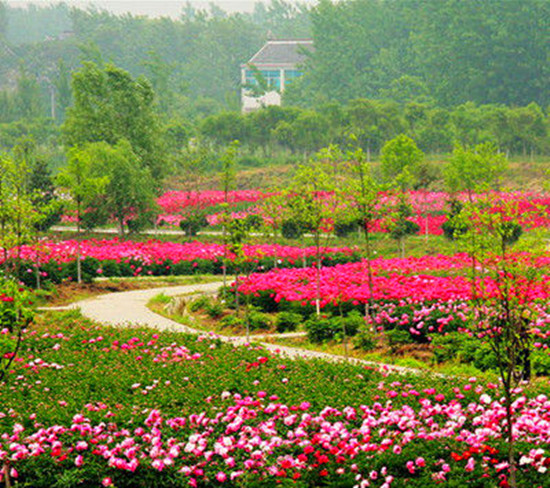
(0, 311), (549, 487)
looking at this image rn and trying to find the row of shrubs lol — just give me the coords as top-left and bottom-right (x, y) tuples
(189, 290), (550, 377)
(432, 332), (550, 376)
(10, 252), (360, 288)
(240, 290), (465, 343)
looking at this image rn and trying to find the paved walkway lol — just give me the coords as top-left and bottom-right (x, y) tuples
(47, 281), (419, 374)
(50, 226), (335, 239)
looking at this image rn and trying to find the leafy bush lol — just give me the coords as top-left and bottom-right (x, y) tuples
(247, 310), (272, 331)
(205, 300), (224, 318)
(306, 313), (363, 344)
(432, 332), (498, 371)
(386, 329), (413, 353)
(354, 329), (377, 351)
(221, 314), (244, 329)
(0, 278), (34, 332)
(532, 349), (550, 376)
(179, 212), (208, 236)
(281, 219), (307, 239)
(188, 295), (210, 313)
(340, 311), (363, 337)
(305, 315), (336, 343)
(275, 311), (302, 333)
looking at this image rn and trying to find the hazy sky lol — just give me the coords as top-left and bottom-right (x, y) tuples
(6, 0), (316, 17)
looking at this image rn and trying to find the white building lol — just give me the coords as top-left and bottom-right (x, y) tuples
(241, 39), (313, 113)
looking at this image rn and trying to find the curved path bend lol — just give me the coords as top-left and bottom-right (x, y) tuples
(52, 281), (421, 375)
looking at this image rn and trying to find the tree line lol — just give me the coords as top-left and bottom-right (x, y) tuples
(0, 0), (548, 120)
(199, 100), (549, 157)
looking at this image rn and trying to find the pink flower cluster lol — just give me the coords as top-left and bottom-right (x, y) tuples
(3, 239), (357, 267)
(157, 190), (269, 214)
(237, 255), (550, 306)
(1, 389), (549, 485)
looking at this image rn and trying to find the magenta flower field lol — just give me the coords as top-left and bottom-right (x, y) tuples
(152, 190), (550, 236)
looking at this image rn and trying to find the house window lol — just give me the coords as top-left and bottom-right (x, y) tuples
(245, 69), (281, 90)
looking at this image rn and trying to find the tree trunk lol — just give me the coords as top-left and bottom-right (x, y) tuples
(504, 387), (517, 488)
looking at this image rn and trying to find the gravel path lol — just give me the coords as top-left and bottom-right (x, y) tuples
(48, 281), (420, 374)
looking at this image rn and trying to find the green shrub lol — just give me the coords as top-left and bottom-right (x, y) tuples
(340, 311), (363, 337)
(386, 329), (413, 353)
(179, 212), (208, 236)
(0, 278), (34, 331)
(354, 329), (377, 351)
(247, 310), (272, 331)
(188, 295), (210, 313)
(531, 349), (550, 376)
(221, 314), (244, 329)
(281, 219), (307, 239)
(275, 311), (302, 333)
(205, 300), (224, 318)
(333, 219), (359, 237)
(306, 315), (338, 343)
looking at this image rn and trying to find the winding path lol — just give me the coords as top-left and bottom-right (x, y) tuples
(50, 281), (420, 374)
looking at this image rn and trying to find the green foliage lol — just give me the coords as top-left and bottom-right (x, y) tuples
(444, 142), (507, 194)
(305, 315), (337, 343)
(387, 194), (420, 249)
(308, 0), (549, 108)
(0, 152), (39, 252)
(188, 295), (210, 313)
(0, 277), (34, 332)
(306, 313), (361, 344)
(441, 199), (468, 241)
(205, 300), (224, 319)
(386, 329), (413, 354)
(220, 313), (244, 329)
(275, 311), (302, 333)
(63, 62), (164, 182)
(247, 310), (272, 331)
(80, 140), (157, 235)
(179, 212), (208, 236)
(281, 218), (308, 239)
(380, 134), (424, 190)
(353, 329), (376, 351)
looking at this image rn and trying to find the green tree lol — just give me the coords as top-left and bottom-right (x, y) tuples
(63, 61), (164, 182)
(380, 134), (424, 190)
(76, 140), (157, 236)
(57, 145), (108, 283)
(219, 141), (239, 291)
(200, 111), (247, 146)
(453, 195), (543, 488)
(284, 157), (338, 315)
(341, 138), (386, 320)
(444, 142), (508, 197)
(0, 153), (37, 267)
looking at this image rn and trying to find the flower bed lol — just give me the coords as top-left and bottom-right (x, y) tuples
(236, 255), (550, 346)
(0, 312), (548, 487)
(1, 239), (360, 286)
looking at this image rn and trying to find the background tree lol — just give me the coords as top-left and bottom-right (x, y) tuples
(75, 140), (157, 236)
(342, 138), (386, 320)
(284, 157), (337, 315)
(444, 142), (508, 197)
(56, 146), (108, 283)
(63, 61), (164, 182)
(453, 195), (542, 488)
(380, 134), (424, 190)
